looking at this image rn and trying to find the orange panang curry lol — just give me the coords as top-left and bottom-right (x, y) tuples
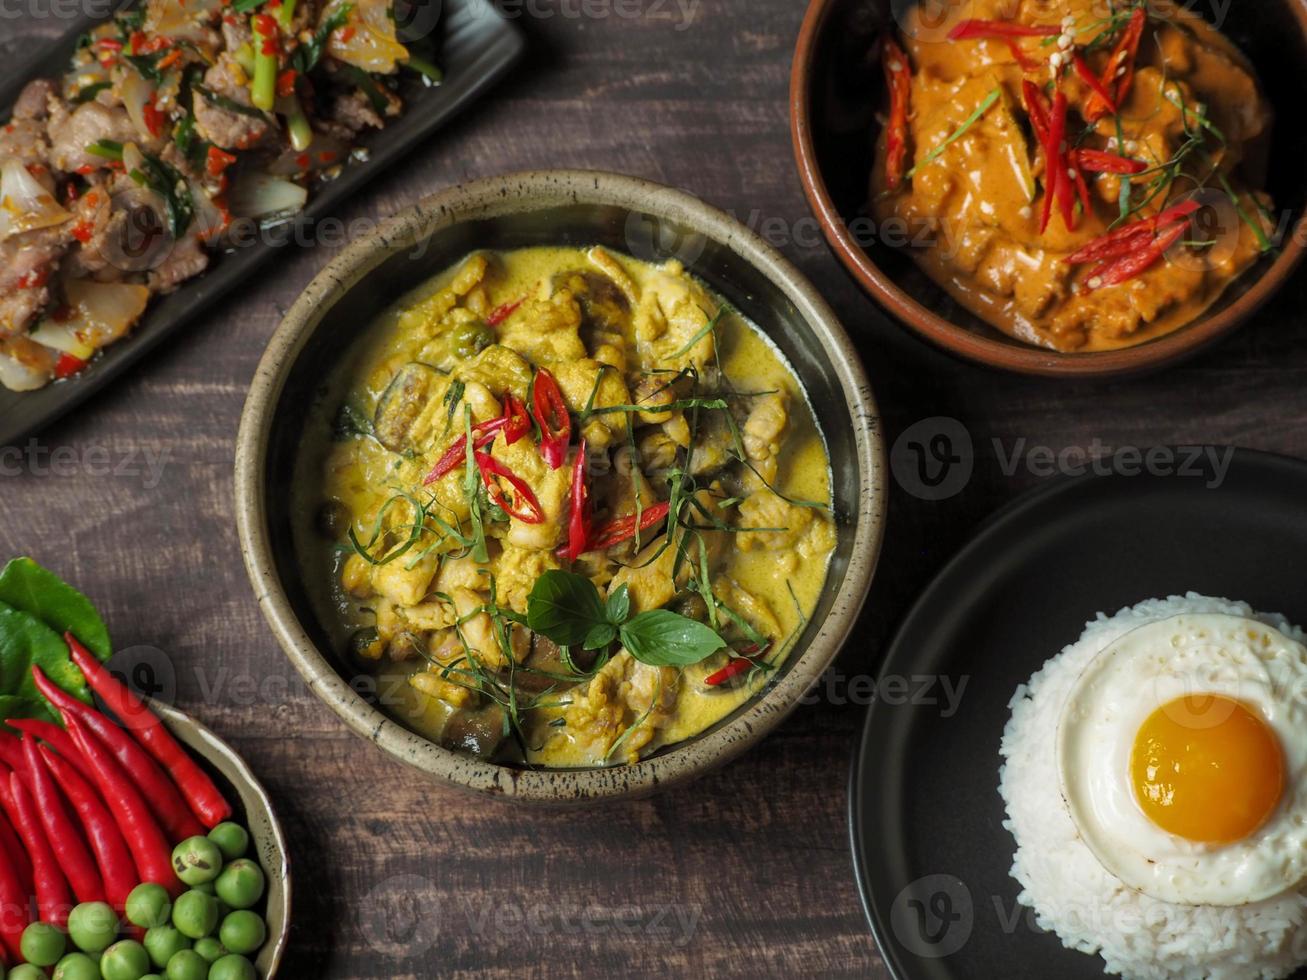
(872, 0), (1276, 351)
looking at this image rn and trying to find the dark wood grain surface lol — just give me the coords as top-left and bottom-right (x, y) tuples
(3, 1), (1306, 977)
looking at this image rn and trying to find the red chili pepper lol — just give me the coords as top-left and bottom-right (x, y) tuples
(1064, 200), (1200, 264)
(157, 48), (183, 71)
(53, 352), (87, 380)
(63, 716), (179, 897)
(40, 746), (137, 913)
(485, 296), (525, 326)
(584, 501), (672, 553)
(1072, 148), (1147, 174)
(1022, 79), (1050, 148)
(1072, 52), (1117, 113)
(500, 392), (531, 445)
(475, 452), (544, 524)
(947, 19), (1060, 40)
(1085, 7), (1145, 122)
(704, 658), (752, 687)
(0, 815), (29, 963)
(422, 418), (506, 485)
(142, 96), (166, 138)
(70, 219), (94, 243)
(1051, 92), (1077, 231)
(276, 68), (298, 98)
(558, 440), (590, 561)
(531, 368), (571, 470)
(253, 12), (278, 35)
(97, 38), (123, 52)
(882, 37), (911, 190)
(32, 665), (204, 843)
(0, 803), (31, 899)
(206, 145), (237, 177)
(1039, 88), (1067, 233)
(1005, 38), (1039, 71)
(0, 770), (71, 925)
(5, 719), (96, 788)
(1085, 219), (1190, 290)
(1073, 165), (1092, 216)
(0, 734), (24, 772)
(21, 737), (104, 905)
(338, 26), (356, 43)
(65, 637), (231, 829)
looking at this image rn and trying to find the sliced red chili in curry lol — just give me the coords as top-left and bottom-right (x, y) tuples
(486, 296), (525, 327)
(1085, 7), (1146, 122)
(422, 417), (507, 484)
(882, 37), (912, 190)
(1064, 200), (1199, 265)
(475, 452), (544, 524)
(1085, 219), (1190, 290)
(947, 19), (1060, 40)
(1072, 148), (1147, 175)
(531, 368), (571, 470)
(557, 439), (590, 561)
(585, 501), (672, 552)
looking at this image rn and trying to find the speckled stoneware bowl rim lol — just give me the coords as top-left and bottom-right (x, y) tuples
(153, 701), (290, 975)
(234, 169), (886, 805)
(790, 0), (1307, 378)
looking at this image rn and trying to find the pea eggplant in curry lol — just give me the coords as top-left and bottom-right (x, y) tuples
(294, 246), (836, 768)
(872, 0), (1276, 351)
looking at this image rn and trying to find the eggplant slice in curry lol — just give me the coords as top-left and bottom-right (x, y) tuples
(294, 246), (836, 768)
(872, 0), (1277, 352)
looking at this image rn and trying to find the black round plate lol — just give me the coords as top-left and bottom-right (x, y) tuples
(849, 447), (1307, 980)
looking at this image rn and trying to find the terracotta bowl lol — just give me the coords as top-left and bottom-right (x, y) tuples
(791, 0), (1307, 377)
(155, 702), (291, 976)
(235, 170), (886, 805)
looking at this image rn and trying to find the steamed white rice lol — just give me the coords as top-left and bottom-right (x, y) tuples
(999, 594), (1307, 980)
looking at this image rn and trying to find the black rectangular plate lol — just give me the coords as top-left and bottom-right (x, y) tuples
(0, 0), (525, 445)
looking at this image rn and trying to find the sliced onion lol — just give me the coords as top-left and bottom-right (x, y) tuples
(58, 278), (152, 349)
(146, 0), (223, 41)
(188, 180), (227, 241)
(0, 352), (52, 391)
(121, 71), (158, 142)
(0, 159), (71, 241)
(324, 0), (409, 73)
(227, 172), (308, 220)
(28, 320), (96, 361)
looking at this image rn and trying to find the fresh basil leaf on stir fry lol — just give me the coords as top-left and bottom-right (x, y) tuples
(294, 246), (837, 767)
(0, 0), (441, 391)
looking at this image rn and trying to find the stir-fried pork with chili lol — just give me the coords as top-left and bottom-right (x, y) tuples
(0, 0), (441, 391)
(294, 246), (836, 767)
(872, 0), (1275, 351)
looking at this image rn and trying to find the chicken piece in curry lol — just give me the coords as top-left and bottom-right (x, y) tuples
(294, 246), (835, 768)
(872, 0), (1276, 351)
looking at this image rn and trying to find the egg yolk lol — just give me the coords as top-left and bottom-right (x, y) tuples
(1130, 695), (1285, 844)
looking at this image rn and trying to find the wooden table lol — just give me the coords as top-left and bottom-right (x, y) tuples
(4, 1), (1306, 976)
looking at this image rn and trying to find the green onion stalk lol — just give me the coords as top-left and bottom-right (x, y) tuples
(275, 0), (297, 29)
(277, 93), (314, 152)
(403, 48), (443, 84)
(250, 15), (279, 111)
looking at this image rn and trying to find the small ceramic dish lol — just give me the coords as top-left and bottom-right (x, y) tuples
(155, 701), (290, 976)
(790, 0), (1307, 377)
(235, 170), (886, 805)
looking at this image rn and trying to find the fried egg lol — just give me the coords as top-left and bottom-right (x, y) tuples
(1058, 613), (1307, 906)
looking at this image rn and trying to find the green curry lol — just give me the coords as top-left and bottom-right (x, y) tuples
(293, 246), (834, 768)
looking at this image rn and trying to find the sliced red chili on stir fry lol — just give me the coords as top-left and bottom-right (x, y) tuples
(54, 353), (87, 379)
(475, 452), (544, 524)
(531, 367), (571, 470)
(586, 501), (672, 553)
(882, 37), (912, 190)
(558, 439), (590, 562)
(947, 19), (1060, 40)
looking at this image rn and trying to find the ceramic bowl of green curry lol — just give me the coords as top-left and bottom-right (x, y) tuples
(235, 170), (885, 804)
